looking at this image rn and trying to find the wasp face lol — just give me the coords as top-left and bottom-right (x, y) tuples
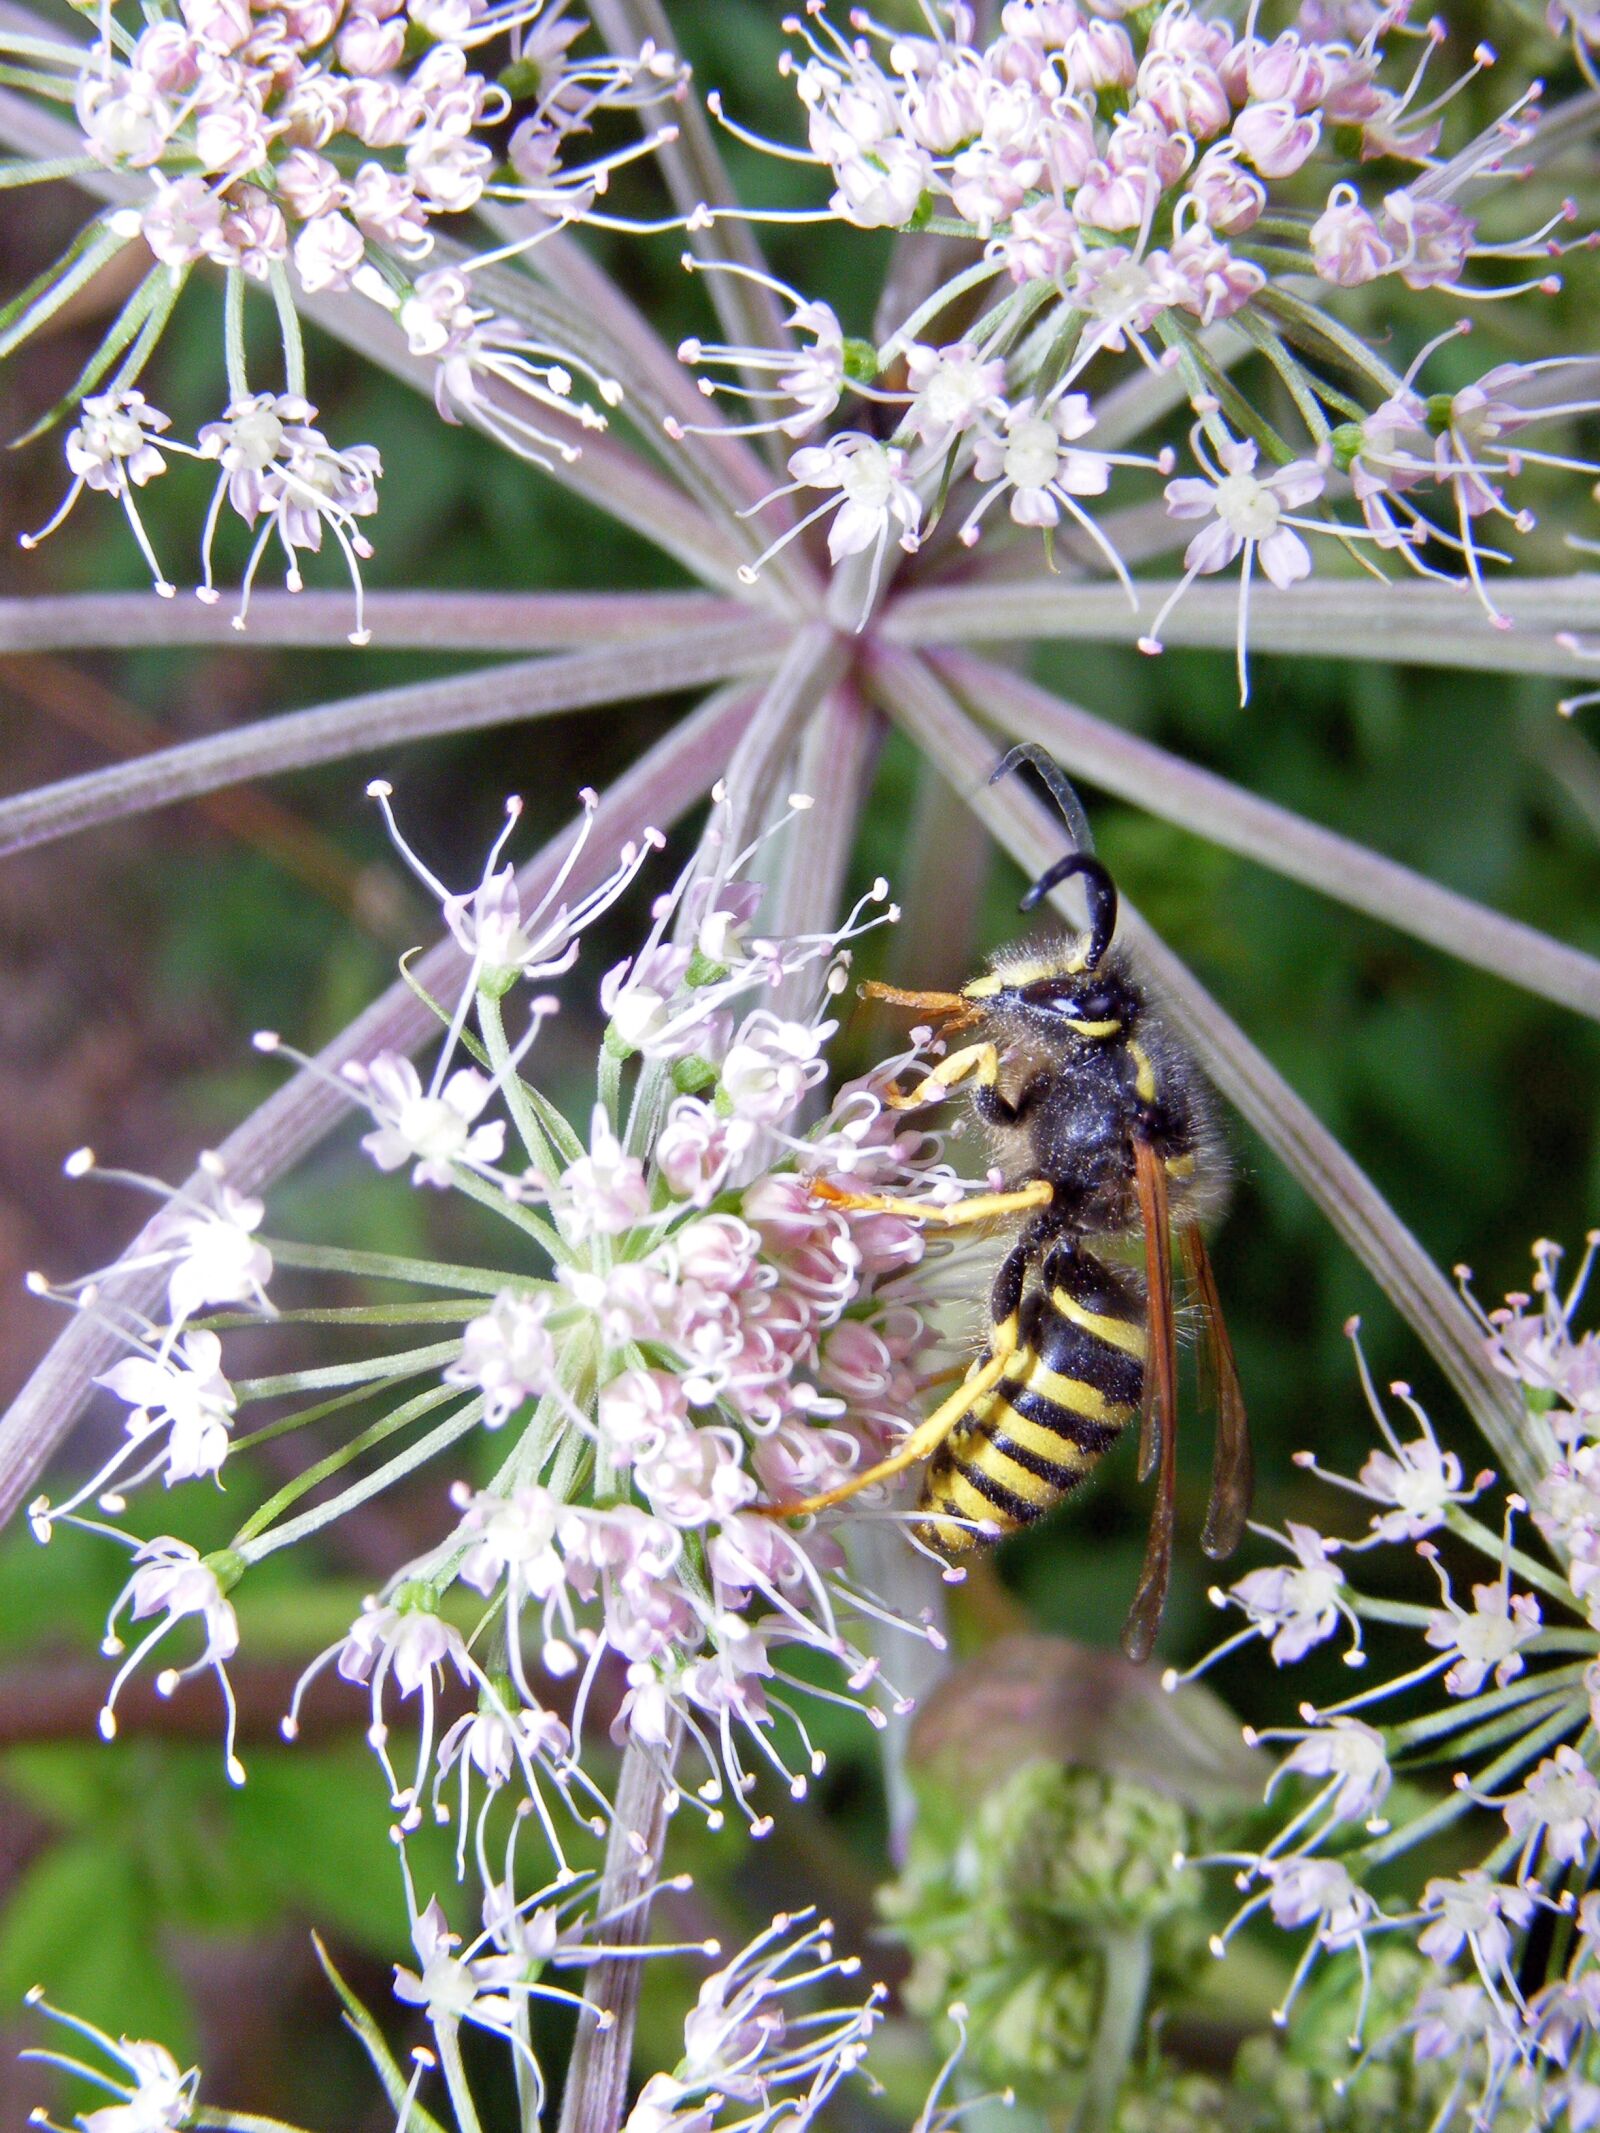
(973, 971), (1125, 1039)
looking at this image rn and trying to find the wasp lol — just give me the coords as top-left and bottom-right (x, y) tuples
(761, 745), (1252, 1661)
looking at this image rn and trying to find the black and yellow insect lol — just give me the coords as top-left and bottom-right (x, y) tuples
(761, 745), (1252, 1661)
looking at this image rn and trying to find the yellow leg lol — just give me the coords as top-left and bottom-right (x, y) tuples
(860, 982), (970, 1015)
(810, 1176), (1053, 1226)
(758, 1313), (1022, 1520)
(883, 1040), (1001, 1112)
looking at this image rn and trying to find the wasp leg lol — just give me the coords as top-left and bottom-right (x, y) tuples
(809, 1177), (1054, 1226)
(757, 1312), (1024, 1522)
(860, 982), (970, 1015)
(881, 1040), (1004, 1112)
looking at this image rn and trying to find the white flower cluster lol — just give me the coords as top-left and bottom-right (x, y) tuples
(33, 0), (678, 288)
(21, 1905), (905, 2133)
(30, 784), (984, 1874)
(3, 0), (684, 608)
(1179, 1235), (1600, 2126)
(684, 1), (1595, 692)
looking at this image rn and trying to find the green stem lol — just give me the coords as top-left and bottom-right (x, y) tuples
(268, 260), (305, 397)
(1157, 312), (1291, 463)
(236, 1339), (460, 1399)
(262, 1237), (522, 1293)
(1444, 1507), (1575, 1607)
(1229, 307), (1334, 445)
(223, 267), (248, 402)
(1075, 1930), (1152, 2133)
(480, 986), (561, 1178)
(437, 2023), (487, 2133)
(1254, 284), (1408, 399)
(1362, 1697), (1579, 1867)
(232, 1382), (461, 1548)
(449, 1162), (569, 1264)
(241, 1397), (485, 1561)
(1389, 1662), (1589, 1749)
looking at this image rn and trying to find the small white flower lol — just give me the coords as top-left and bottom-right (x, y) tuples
(1142, 432), (1332, 700)
(740, 432), (921, 625)
(1424, 1575), (1541, 1696)
(1229, 1522), (1352, 1664)
(1262, 1855), (1371, 1946)
(346, 1051), (506, 1188)
(903, 339), (1007, 449)
(1274, 1717), (1391, 1824)
(100, 1537), (243, 1781)
(1359, 1430), (1472, 1540)
(21, 390), (177, 595)
(289, 1595), (479, 1826)
(23, 1992), (199, 2133)
(154, 1168), (274, 1324)
(625, 1909), (881, 2133)
(97, 1328), (237, 1484)
(445, 1290), (558, 1428)
(555, 1106), (653, 1243)
(1418, 1871), (1533, 1973)
(718, 1015), (830, 1128)
(1503, 1745), (1600, 1866)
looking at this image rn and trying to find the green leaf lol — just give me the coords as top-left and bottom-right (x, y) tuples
(0, 218), (129, 366)
(12, 261), (187, 448)
(232, 1750), (431, 1955)
(0, 1839), (196, 2064)
(312, 1936), (450, 2133)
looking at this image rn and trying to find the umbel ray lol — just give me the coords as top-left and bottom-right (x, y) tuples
(761, 744), (1253, 1663)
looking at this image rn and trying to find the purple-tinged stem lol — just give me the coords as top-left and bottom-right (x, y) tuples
(0, 621), (788, 858)
(914, 642), (1600, 1024)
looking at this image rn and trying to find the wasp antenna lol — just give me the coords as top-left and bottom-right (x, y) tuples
(990, 744), (1097, 858)
(1019, 852), (1118, 969)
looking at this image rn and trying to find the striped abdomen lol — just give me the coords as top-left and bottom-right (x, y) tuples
(914, 1246), (1146, 1552)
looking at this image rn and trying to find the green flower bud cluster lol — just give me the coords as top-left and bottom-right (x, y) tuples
(880, 1757), (1203, 2099)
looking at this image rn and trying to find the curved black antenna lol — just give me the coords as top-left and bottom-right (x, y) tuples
(992, 745), (1115, 965)
(1019, 853), (1118, 970)
(990, 743), (1096, 857)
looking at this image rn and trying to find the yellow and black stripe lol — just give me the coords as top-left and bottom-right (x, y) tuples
(915, 1245), (1146, 1549)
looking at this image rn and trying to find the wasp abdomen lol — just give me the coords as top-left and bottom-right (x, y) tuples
(915, 1246), (1146, 1551)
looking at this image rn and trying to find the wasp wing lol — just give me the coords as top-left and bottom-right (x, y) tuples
(1182, 1222), (1253, 1561)
(1124, 1137), (1178, 1664)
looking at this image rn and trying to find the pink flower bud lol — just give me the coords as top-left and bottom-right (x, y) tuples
(1060, 20), (1136, 91)
(337, 6), (407, 74)
(180, 0), (252, 49)
(1075, 156), (1156, 231)
(1159, 224), (1265, 324)
(342, 77), (415, 146)
(219, 187), (289, 278)
(276, 145), (343, 219)
(280, 0), (345, 43)
(1186, 146), (1266, 234)
(133, 23), (201, 91)
(1231, 97), (1321, 179)
(142, 174), (228, 265)
(292, 208), (365, 293)
(1380, 191), (1475, 289)
(996, 198), (1079, 283)
(1139, 53), (1232, 140)
(347, 162), (428, 247)
(1310, 186), (1395, 286)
